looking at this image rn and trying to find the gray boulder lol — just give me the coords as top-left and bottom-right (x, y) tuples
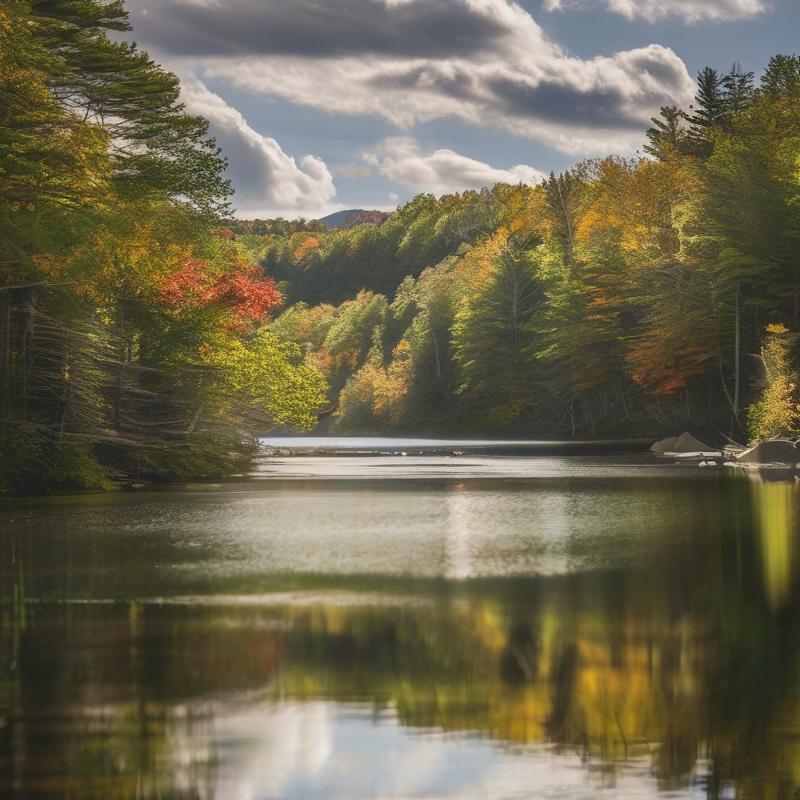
(735, 439), (800, 466)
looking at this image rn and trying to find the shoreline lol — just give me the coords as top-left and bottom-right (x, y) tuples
(258, 436), (653, 458)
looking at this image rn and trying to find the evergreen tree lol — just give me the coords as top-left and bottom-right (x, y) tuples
(722, 63), (755, 116)
(453, 233), (543, 426)
(760, 54), (800, 99)
(686, 67), (728, 156)
(644, 106), (688, 161)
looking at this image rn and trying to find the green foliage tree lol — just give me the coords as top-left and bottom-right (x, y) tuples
(685, 67), (728, 156)
(453, 233), (543, 426)
(0, 0), (326, 492)
(645, 106), (688, 162)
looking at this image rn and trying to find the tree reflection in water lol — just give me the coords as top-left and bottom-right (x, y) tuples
(2, 472), (800, 798)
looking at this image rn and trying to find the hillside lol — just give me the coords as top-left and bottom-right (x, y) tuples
(319, 209), (391, 229)
(243, 56), (800, 440)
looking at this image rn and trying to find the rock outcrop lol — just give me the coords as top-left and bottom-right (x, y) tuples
(735, 439), (800, 466)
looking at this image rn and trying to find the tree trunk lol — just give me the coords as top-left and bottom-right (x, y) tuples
(22, 301), (35, 420)
(114, 300), (125, 430)
(431, 328), (441, 380)
(556, 181), (574, 268)
(733, 281), (741, 423)
(511, 271), (519, 347)
(0, 293), (10, 415)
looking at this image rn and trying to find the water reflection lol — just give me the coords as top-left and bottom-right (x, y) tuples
(752, 478), (798, 610)
(2, 468), (800, 798)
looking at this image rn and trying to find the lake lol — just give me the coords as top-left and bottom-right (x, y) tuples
(2, 439), (799, 799)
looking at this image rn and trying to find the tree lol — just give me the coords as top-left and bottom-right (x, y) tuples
(722, 63), (755, 116)
(686, 67), (727, 156)
(645, 106), (688, 162)
(760, 54), (800, 99)
(747, 324), (800, 441)
(30, 0), (231, 215)
(0, 0), (327, 492)
(543, 170), (585, 270)
(320, 291), (388, 394)
(453, 232), (543, 426)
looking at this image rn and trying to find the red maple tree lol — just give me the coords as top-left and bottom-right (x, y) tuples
(159, 259), (282, 326)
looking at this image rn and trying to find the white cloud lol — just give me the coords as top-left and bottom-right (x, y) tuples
(542, 0), (766, 23)
(365, 138), (547, 195)
(128, 0), (696, 157)
(180, 78), (338, 217)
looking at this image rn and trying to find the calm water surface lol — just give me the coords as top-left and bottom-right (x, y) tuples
(2, 440), (800, 798)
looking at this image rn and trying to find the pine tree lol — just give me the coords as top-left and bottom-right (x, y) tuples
(644, 106), (688, 162)
(29, 0), (231, 216)
(686, 67), (727, 156)
(453, 233), (542, 426)
(760, 54), (800, 99)
(722, 63), (755, 116)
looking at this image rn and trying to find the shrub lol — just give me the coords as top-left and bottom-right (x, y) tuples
(0, 425), (110, 494)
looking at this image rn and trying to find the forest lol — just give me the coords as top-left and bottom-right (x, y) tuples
(248, 59), (800, 442)
(0, 0), (326, 492)
(3, 0), (800, 492)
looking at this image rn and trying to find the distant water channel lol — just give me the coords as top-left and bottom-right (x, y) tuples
(2, 437), (800, 798)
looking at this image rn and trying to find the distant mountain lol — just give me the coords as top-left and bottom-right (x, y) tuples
(319, 209), (390, 229)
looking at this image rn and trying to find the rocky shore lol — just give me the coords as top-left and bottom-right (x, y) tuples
(651, 432), (800, 470)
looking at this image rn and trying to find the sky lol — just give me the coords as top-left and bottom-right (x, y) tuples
(123, 0), (800, 219)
